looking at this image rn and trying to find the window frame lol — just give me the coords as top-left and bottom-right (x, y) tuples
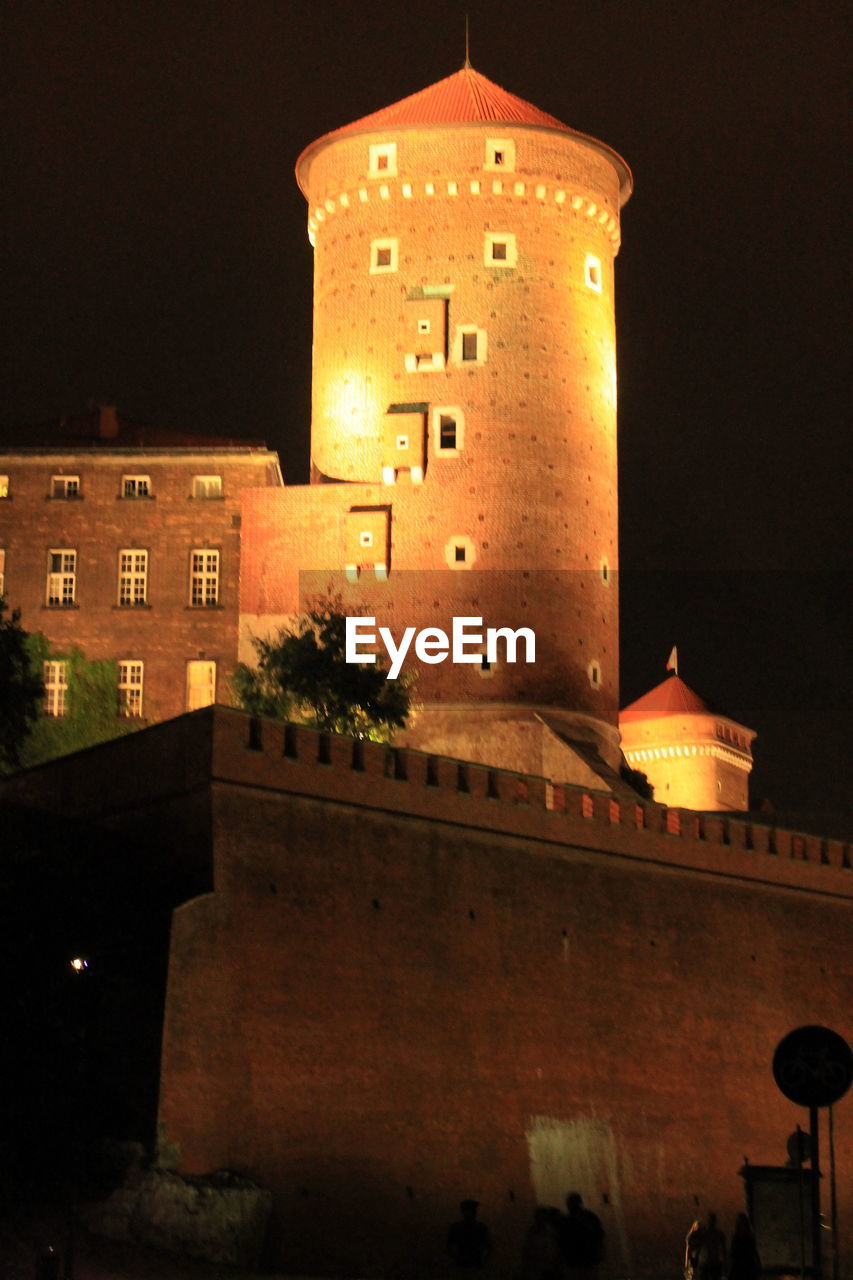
(484, 138), (515, 172)
(432, 406), (464, 457)
(46, 548), (77, 607)
(51, 475), (80, 500)
(192, 475), (223, 500)
(186, 659), (217, 711)
(484, 232), (517, 268)
(370, 238), (399, 274)
(585, 253), (603, 293)
(122, 474), (151, 499)
(190, 548), (220, 607)
(118, 548), (149, 608)
(118, 660), (144, 718)
(44, 660), (68, 718)
(369, 142), (397, 177)
(0, 475), (9, 499)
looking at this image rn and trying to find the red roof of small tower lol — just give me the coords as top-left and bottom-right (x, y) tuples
(619, 676), (711, 723)
(296, 64), (632, 200)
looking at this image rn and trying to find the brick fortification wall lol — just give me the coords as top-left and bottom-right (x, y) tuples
(151, 711), (852, 1279)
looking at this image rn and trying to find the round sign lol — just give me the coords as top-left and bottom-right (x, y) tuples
(773, 1025), (853, 1108)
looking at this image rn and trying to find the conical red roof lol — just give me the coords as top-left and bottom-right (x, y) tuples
(620, 676), (711, 723)
(334, 65), (570, 132)
(296, 64), (632, 199)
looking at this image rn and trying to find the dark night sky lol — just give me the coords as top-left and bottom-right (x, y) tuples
(1, 1), (849, 828)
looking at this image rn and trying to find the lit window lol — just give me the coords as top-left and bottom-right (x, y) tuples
(359, 531), (374, 548)
(44, 661), (68, 718)
(190, 549), (220, 607)
(395, 435), (409, 451)
(51, 476), (80, 499)
(0, 548), (5, 596)
(600, 558), (611, 585)
(118, 661), (144, 718)
(192, 475), (223, 499)
(369, 142), (397, 177)
(484, 233), (517, 268)
(588, 659), (602, 688)
(122, 475), (151, 498)
(118, 549), (148, 607)
(585, 254), (602, 292)
(370, 239), (398, 274)
(187, 660), (216, 711)
(462, 332), (478, 362)
(47, 550), (77, 606)
(485, 138), (515, 172)
(0, 475), (9, 498)
(418, 319), (431, 334)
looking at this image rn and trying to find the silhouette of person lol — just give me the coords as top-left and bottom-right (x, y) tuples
(728, 1213), (761, 1280)
(685, 1220), (701, 1280)
(686, 1212), (727, 1280)
(447, 1199), (492, 1270)
(521, 1206), (562, 1279)
(559, 1192), (605, 1280)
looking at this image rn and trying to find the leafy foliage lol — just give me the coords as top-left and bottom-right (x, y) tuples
(620, 762), (654, 800)
(0, 597), (44, 773)
(17, 635), (141, 770)
(233, 597), (413, 742)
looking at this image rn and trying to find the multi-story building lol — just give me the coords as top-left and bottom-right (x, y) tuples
(0, 405), (282, 723)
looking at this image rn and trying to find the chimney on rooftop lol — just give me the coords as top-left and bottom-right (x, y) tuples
(98, 405), (119, 438)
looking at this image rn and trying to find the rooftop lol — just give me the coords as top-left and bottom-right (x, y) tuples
(297, 63), (632, 200)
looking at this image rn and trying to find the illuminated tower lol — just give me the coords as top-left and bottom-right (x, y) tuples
(620, 672), (756, 810)
(243, 64), (632, 782)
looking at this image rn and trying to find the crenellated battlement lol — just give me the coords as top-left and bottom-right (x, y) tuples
(211, 709), (851, 897)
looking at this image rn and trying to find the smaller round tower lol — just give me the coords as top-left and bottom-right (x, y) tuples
(619, 672), (756, 811)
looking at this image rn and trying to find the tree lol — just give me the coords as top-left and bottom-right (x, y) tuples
(0, 597), (44, 773)
(233, 597), (413, 741)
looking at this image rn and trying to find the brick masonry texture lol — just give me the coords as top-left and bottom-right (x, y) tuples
(0, 450), (279, 720)
(3, 708), (849, 1278)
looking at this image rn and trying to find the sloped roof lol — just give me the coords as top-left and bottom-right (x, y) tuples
(296, 64), (632, 200)
(0, 406), (269, 452)
(335, 65), (570, 132)
(619, 675), (712, 723)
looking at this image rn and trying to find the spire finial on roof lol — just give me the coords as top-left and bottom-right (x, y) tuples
(464, 14), (471, 68)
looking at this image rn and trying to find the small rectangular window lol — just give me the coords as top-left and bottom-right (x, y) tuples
(0, 475), (9, 498)
(187, 660), (216, 711)
(484, 232), (517, 267)
(122, 475), (151, 498)
(369, 142), (397, 177)
(395, 435), (409, 451)
(439, 416), (457, 450)
(455, 545), (466, 563)
(370, 239), (398, 274)
(190, 549), (220, 607)
(51, 476), (79, 499)
(359, 531), (374, 548)
(44, 660), (68, 718)
(462, 332), (478, 362)
(118, 549), (148, 607)
(485, 138), (515, 172)
(47, 549), (77, 606)
(192, 475), (223, 499)
(118, 660), (144, 718)
(585, 254), (602, 292)
(417, 319), (431, 334)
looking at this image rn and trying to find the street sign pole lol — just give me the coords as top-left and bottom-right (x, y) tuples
(809, 1105), (821, 1280)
